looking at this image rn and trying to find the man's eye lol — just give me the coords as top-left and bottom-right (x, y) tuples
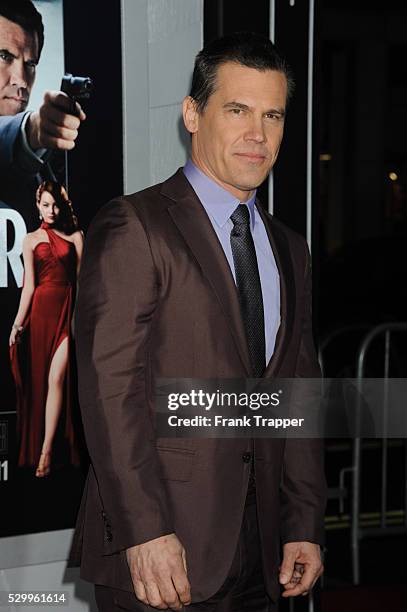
(26, 61), (37, 70)
(230, 108), (243, 115)
(265, 113), (282, 121)
(0, 51), (12, 62)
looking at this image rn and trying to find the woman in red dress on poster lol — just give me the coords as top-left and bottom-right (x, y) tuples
(9, 180), (84, 478)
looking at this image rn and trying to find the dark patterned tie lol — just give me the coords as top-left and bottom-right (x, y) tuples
(230, 204), (266, 377)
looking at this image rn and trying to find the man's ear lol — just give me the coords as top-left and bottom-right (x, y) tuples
(182, 96), (199, 134)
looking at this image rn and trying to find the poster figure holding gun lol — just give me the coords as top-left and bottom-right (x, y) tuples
(9, 180), (84, 477)
(0, 0), (88, 230)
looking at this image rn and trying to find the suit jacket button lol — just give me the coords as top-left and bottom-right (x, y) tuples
(105, 529), (113, 542)
(242, 452), (252, 463)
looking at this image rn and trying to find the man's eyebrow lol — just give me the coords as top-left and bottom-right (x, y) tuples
(223, 101), (285, 116)
(223, 101), (250, 110)
(267, 108), (285, 117)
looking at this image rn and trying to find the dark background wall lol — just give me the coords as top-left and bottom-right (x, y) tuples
(63, 0), (123, 231)
(318, 0), (407, 347)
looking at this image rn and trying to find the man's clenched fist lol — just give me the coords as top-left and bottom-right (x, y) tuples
(279, 541), (324, 598)
(27, 90), (86, 151)
(126, 533), (191, 610)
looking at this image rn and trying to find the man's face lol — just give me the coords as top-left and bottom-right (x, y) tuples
(184, 62), (287, 201)
(0, 15), (39, 116)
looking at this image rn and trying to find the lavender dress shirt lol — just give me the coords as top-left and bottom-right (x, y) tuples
(183, 159), (280, 364)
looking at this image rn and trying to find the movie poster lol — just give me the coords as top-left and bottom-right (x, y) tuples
(0, 0), (87, 538)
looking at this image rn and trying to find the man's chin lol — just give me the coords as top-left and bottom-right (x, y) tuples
(0, 99), (28, 116)
(231, 171), (270, 192)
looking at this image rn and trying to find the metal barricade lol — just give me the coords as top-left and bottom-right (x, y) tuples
(351, 322), (407, 584)
(319, 322), (407, 586)
(318, 324), (369, 571)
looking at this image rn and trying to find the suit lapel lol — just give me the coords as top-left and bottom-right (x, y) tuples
(257, 204), (296, 377)
(161, 170), (252, 375)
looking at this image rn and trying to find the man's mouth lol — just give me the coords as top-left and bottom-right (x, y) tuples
(235, 152), (267, 162)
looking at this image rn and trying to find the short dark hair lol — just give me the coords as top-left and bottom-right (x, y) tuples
(0, 0), (44, 61)
(190, 31), (294, 113)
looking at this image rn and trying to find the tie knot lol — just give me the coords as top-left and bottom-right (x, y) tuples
(230, 203), (250, 228)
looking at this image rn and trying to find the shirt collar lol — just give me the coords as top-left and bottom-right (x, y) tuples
(183, 158), (257, 230)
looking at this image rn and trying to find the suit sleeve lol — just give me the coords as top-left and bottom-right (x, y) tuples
(74, 197), (174, 555)
(280, 238), (327, 546)
(0, 112), (43, 175)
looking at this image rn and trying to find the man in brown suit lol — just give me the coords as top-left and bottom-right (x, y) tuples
(68, 32), (326, 611)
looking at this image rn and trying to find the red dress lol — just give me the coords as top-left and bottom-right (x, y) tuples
(10, 223), (80, 469)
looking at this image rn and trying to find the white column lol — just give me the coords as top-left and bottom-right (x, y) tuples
(121, 0), (203, 193)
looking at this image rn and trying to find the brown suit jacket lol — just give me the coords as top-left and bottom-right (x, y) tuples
(67, 169), (326, 603)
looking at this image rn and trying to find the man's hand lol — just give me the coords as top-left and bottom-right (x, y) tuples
(126, 533), (191, 610)
(27, 91), (86, 151)
(279, 541), (323, 598)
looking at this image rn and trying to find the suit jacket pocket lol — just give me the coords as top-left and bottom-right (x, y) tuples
(156, 446), (195, 482)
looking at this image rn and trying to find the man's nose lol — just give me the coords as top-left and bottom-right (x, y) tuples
(9, 61), (28, 89)
(244, 116), (266, 143)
